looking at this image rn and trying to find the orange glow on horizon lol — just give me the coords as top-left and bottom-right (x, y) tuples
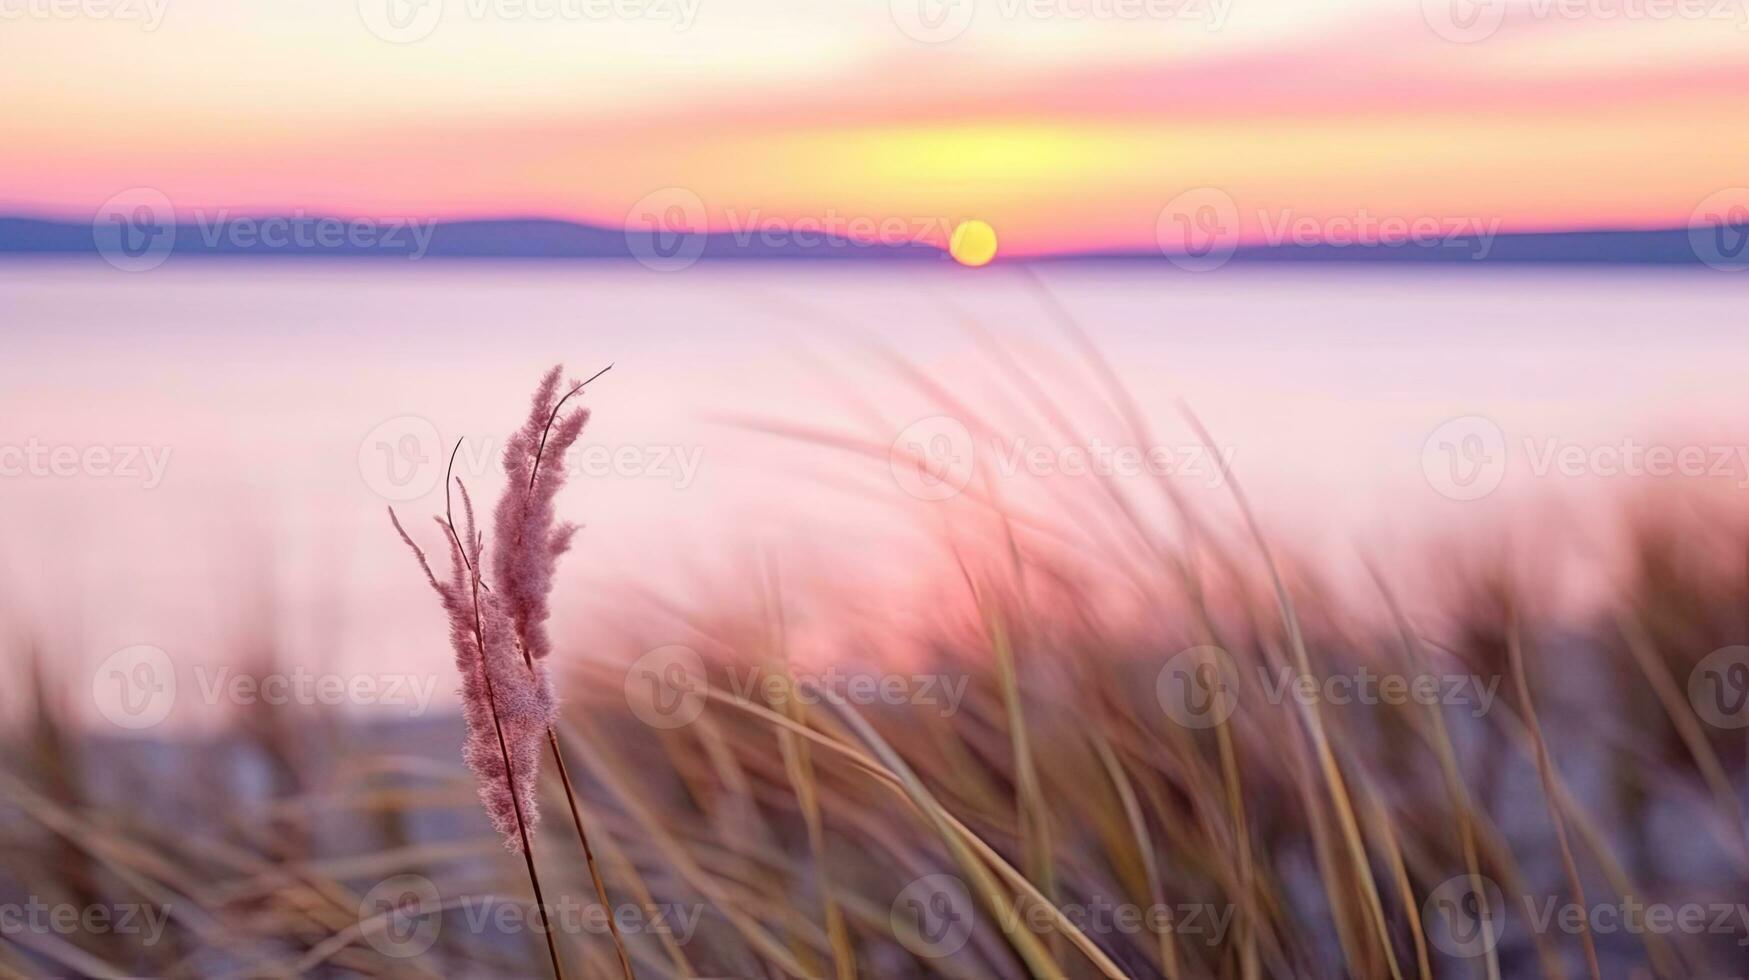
(3, 2), (1746, 254)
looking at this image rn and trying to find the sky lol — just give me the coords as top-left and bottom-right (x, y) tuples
(4, 0), (1748, 254)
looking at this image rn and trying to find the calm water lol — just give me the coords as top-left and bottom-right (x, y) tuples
(2, 258), (1743, 724)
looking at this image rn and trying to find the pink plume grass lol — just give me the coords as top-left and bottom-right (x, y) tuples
(389, 364), (621, 979)
(391, 481), (557, 852)
(493, 365), (598, 664)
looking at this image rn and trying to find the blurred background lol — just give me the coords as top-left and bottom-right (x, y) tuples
(2, 1), (1749, 977)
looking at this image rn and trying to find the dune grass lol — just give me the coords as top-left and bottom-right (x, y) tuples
(5, 338), (1749, 978)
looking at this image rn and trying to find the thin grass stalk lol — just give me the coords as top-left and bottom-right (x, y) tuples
(1185, 409), (1404, 980)
(465, 553), (567, 980)
(558, 718), (813, 976)
(507, 370), (636, 980)
(820, 697), (1066, 979)
(765, 563), (858, 980)
(545, 729), (636, 980)
(1487, 697), (1680, 977)
(0, 769), (285, 978)
(804, 684), (1136, 979)
(673, 673), (1126, 977)
(983, 602), (1057, 913)
(1371, 570), (1505, 980)
(581, 808), (695, 977)
(1505, 611), (1602, 980)
(1363, 792), (1431, 980)
(1091, 735), (1182, 980)
(1615, 609), (1749, 873)
(423, 451), (564, 977)
(1023, 277), (1269, 978)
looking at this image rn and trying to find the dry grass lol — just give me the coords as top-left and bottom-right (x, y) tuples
(5, 339), (1749, 978)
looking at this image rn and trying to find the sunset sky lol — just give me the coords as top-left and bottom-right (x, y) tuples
(4, 0), (1747, 254)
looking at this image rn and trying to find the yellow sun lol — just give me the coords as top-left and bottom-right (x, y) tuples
(948, 219), (998, 267)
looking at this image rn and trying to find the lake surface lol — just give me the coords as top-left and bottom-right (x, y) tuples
(2, 258), (1743, 725)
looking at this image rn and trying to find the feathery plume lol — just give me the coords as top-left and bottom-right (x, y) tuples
(391, 484), (557, 851)
(493, 364), (607, 663)
(390, 365), (623, 979)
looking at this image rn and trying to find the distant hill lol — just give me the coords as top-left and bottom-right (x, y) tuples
(0, 215), (948, 262)
(2, 214), (1744, 264)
